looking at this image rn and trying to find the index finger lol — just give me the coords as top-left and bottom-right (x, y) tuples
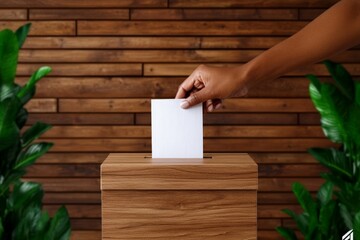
(175, 73), (195, 99)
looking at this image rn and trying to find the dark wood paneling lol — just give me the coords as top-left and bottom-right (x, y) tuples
(0, 9), (27, 20)
(169, 0), (338, 8)
(131, 9), (298, 20)
(0, 0), (167, 8)
(27, 113), (134, 125)
(136, 113), (298, 125)
(0, 21), (75, 35)
(29, 9), (129, 20)
(17, 63), (142, 76)
(78, 21), (307, 36)
(3, 0), (344, 238)
(58, 98), (316, 113)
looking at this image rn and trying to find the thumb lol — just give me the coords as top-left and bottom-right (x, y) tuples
(180, 89), (209, 109)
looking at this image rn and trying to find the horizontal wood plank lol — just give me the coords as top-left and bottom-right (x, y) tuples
(0, 0), (167, 8)
(43, 138), (334, 152)
(26, 164), (100, 177)
(250, 153), (316, 164)
(299, 9), (326, 20)
(37, 153), (108, 164)
(26, 99), (57, 112)
(17, 63), (142, 76)
(23, 178), (100, 192)
(131, 9), (298, 20)
(38, 126), (324, 138)
(169, 0), (338, 8)
(0, 21), (75, 35)
(259, 164), (326, 177)
(78, 21), (306, 36)
(23, 36), (286, 49)
(58, 98), (316, 113)
(0, 9), (27, 20)
(71, 231), (101, 240)
(299, 113), (321, 125)
(136, 113), (298, 125)
(44, 193), (101, 204)
(28, 113), (134, 125)
(45, 204), (101, 218)
(144, 63), (360, 76)
(29, 9), (129, 20)
(17, 77), (315, 98)
(259, 178), (324, 192)
(71, 219), (101, 230)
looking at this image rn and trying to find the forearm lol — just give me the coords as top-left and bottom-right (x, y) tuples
(242, 0), (360, 87)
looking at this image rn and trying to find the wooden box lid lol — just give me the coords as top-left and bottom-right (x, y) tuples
(101, 153), (258, 190)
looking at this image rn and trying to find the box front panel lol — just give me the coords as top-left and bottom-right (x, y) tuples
(102, 190), (257, 240)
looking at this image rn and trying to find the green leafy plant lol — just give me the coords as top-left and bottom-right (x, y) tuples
(0, 24), (71, 239)
(276, 61), (360, 240)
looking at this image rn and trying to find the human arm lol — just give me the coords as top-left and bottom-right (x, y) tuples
(176, 0), (360, 111)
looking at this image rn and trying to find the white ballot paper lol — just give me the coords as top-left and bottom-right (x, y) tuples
(151, 99), (203, 158)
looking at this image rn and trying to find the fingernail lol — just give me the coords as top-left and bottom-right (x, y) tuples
(208, 105), (214, 112)
(180, 100), (190, 109)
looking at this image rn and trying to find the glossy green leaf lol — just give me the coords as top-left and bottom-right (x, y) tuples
(356, 82), (360, 106)
(9, 181), (43, 211)
(17, 66), (51, 105)
(15, 23), (31, 48)
(308, 78), (348, 143)
(292, 182), (317, 216)
(15, 142), (53, 170)
(319, 201), (336, 235)
(45, 206), (71, 240)
(324, 60), (354, 100)
(282, 209), (308, 234)
(0, 97), (20, 151)
(317, 182), (333, 206)
(276, 227), (298, 240)
(22, 122), (52, 148)
(354, 211), (360, 240)
(340, 203), (353, 230)
(0, 217), (3, 240)
(16, 107), (28, 129)
(309, 148), (352, 180)
(0, 29), (18, 100)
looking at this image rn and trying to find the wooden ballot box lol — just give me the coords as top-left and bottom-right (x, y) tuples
(101, 153), (258, 240)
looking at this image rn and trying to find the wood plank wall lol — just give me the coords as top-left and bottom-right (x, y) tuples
(1, 0), (354, 239)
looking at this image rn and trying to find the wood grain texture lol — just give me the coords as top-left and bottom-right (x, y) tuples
(23, 36), (285, 49)
(102, 153), (258, 190)
(45, 138), (334, 152)
(103, 190), (256, 240)
(144, 63), (360, 76)
(0, 0), (167, 8)
(27, 113), (134, 125)
(26, 99), (57, 112)
(136, 113), (298, 125)
(78, 21), (306, 36)
(17, 63), (142, 76)
(38, 125), (323, 138)
(0, 9), (27, 20)
(169, 0), (338, 8)
(3, 0), (346, 237)
(17, 77), (314, 98)
(29, 9), (129, 20)
(0, 21), (75, 35)
(131, 9), (298, 20)
(58, 98), (316, 113)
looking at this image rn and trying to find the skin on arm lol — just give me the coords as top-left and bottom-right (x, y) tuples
(175, 0), (360, 111)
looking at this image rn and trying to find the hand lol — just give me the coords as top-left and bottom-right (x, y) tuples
(175, 64), (249, 112)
